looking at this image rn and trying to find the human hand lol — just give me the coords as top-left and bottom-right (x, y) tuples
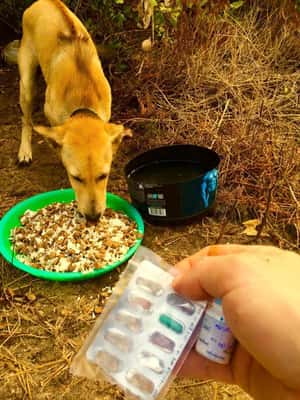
(172, 244), (300, 400)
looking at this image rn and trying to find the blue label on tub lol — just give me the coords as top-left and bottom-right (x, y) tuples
(201, 169), (218, 208)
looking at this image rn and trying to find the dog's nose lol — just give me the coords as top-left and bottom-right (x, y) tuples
(85, 212), (101, 222)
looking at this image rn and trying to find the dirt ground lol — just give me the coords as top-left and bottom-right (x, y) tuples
(0, 58), (260, 400)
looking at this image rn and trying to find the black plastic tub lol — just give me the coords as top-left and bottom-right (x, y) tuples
(125, 145), (220, 224)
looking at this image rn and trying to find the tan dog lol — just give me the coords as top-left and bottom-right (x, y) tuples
(18, 0), (131, 220)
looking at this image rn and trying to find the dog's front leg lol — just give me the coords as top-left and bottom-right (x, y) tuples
(18, 39), (38, 164)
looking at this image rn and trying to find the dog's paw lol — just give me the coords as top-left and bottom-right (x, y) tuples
(17, 159), (32, 167)
(17, 148), (32, 165)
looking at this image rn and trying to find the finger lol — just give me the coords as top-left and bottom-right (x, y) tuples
(174, 244), (249, 277)
(180, 244), (278, 261)
(177, 349), (233, 383)
(172, 254), (242, 300)
(172, 244), (279, 300)
(192, 244), (250, 257)
(180, 244), (273, 263)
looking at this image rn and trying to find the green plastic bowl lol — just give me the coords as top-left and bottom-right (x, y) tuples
(0, 189), (144, 282)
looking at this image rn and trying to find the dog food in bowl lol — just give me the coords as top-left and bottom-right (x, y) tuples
(10, 201), (140, 273)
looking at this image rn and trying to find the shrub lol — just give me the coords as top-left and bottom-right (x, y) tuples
(0, 0), (299, 39)
(128, 1), (300, 247)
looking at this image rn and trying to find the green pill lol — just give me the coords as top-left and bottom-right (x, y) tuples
(159, 314), (184, 334)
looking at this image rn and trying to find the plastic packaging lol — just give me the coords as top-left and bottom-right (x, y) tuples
(71, 246), (207, 400)
(195, 298), (235, 364)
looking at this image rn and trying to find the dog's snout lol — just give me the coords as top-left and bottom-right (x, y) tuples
(85, 212), (101, 222)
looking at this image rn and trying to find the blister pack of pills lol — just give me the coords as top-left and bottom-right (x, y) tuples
(71, 246), (207, 400)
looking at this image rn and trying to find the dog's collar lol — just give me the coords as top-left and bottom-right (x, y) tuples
(70, 108), (100, 119)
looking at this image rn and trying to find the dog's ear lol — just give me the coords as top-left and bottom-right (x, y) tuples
(33, 125), (65, 145)
(106, 123), (132, 154)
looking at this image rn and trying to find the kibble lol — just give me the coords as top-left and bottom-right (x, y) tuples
(10, 202), (140, 273)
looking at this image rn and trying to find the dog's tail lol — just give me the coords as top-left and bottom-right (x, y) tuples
(50, 0), (89, 42)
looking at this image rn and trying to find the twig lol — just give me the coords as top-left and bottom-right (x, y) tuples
(136, 58), (145, 76)
(153, 84), (177, 110)
(256, 184), (276, 240)
(74, 0), (82, 14)
(152, 6), (155, 44)
(0, 319), (20, 348)
(5, 274), (31, 288)
(269, 228), (300, 251)
(42, 363), (69, 387)
(215, 99), (230, 132)
(1, 347), (29, 395)
(120, 117), (161, 124)
(163, 236), (181, 247)
(212, 381), (218, 400)
(215, 198), (239, 244)
(173, 379), (212, 389)
(287, 182), (299, 208)
(0, 333), (48, 340)
(0, 15), (20, 35)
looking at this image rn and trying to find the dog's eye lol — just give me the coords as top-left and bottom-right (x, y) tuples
(72, 175), (83, 183)
(96, 174), (108, 182)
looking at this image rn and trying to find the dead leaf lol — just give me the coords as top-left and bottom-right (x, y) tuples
(0, 321), (7, 330)
(14, 296), (26, 303)
(138, 0), (154, 29)
(25, 291), (37, 302)
(142, 38), (152, 52)
(94, 305), (104, 314)
(241, 219), (269, 237)
(4, 287), (15, 299)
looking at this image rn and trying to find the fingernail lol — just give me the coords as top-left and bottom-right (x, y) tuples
(169, 267), (180, 277)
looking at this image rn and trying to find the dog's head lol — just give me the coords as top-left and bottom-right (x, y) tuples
(34, 116), (132, 221)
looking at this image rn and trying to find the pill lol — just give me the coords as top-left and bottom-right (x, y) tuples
(159, 314), (184, 334)
(166, 293), (195, 315)
(139, 351), (164, 374)
(115, 309), (143, 333)
(124, 389), (142, 400)
(149, 331), (175, 353)
(128, 291), (153, 313)
(136, 276), (163, 296)
(104, 328), (132, 352)
(95, 350), (121, 373)
(126, 369), (154, 394)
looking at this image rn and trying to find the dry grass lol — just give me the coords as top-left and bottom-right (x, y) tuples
(125, 1), (300, 250)
(0, 263), (123, 400)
